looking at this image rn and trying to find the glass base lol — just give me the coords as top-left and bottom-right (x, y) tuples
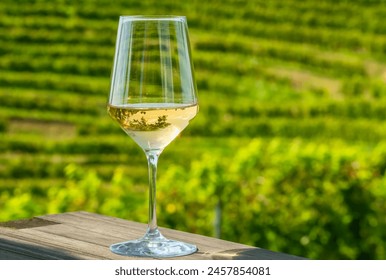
(110, 229), (197, 258)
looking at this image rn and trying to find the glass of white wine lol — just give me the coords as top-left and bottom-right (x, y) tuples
(107, 16), (198, 257)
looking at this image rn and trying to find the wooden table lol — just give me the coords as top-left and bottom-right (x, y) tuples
(0, 211), (304, 260)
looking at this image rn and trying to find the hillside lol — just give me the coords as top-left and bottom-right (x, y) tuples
(1, 0), (386, 259)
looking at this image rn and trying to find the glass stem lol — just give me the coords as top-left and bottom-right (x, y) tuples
(145, 149), (162, 239)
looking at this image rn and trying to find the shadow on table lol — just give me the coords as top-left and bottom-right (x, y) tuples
(209, 248), (306, 260)
(0, 238), (80, 260)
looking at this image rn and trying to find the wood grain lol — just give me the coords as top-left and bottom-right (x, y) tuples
(0, 211), (305, 260)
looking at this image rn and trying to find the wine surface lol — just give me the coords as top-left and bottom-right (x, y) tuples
(108, 103), (198, 150)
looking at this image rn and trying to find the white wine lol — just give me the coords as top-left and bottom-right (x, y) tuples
(108, 103), (198, 150)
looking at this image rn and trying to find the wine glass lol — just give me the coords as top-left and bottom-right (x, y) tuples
(107, 15), (198, 257)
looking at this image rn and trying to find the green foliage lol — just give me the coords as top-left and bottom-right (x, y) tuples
(3, 137), (377, 259)
(0, 117), (6, 132)
(0, 163), (147, 224)
(2, 0), (386, 259)
(158, 138), (386, 259)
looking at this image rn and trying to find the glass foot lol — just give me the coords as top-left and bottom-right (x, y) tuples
(110, 229), (197, 258)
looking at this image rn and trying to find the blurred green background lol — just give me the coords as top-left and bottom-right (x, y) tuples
(1, 0), (386, 259)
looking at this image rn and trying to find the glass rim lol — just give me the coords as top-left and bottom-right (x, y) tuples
(119, 15), (186, 22)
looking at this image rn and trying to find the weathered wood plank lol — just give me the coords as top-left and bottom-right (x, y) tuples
(0, 211), (305, 260)
(40, 211), (147, 238)
(0, 217), (59, 229)
(37, 212), (264, 259)
(0, 235), (80, 260)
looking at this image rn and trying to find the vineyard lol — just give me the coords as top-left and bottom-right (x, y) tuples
(1, 0), (386, 259)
